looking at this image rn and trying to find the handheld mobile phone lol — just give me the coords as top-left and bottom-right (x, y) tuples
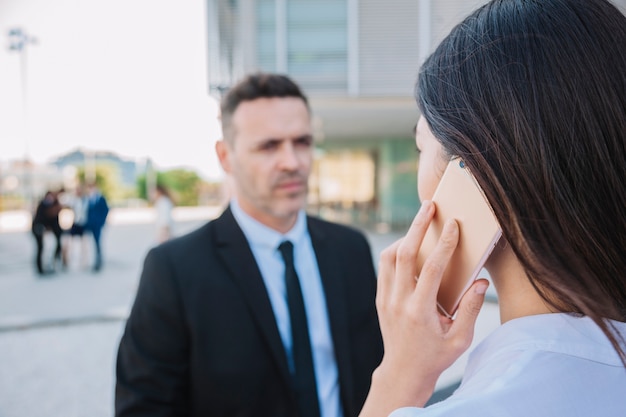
(416, 158), (502, 318)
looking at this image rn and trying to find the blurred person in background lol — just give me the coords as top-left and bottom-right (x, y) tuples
(115, 73), (383, 417)
(85, 182), (109, 272)
(358, 1), (626, 416)
(31, 190), (64, 275)
(66, 183), (90, 269)
(153, 184), (174, 243)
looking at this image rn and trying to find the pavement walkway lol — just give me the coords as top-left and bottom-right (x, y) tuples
(0, 206), (500, 417)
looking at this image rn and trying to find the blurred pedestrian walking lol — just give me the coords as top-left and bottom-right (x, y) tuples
(153, 184), (174, 243)
(85, 183), (109, 272)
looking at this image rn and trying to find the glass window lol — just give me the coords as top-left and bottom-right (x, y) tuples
(256, 0), (348, 92)
(256, 0), (277, 72)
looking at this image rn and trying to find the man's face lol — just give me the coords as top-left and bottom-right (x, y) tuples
(216, 97), (313, 232)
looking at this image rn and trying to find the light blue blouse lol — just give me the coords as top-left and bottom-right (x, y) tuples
(391, 313), (626, 417)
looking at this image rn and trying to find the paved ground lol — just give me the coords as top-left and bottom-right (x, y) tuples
(0, 207), (500, 417)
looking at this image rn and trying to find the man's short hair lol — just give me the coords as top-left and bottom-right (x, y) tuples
(220, 73), (310, 142)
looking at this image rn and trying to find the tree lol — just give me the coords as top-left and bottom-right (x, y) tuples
(76, 163), (124, 203)
(137, 168), (203, 206)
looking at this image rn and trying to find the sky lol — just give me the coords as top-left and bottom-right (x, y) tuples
(0, 0), (224, 180)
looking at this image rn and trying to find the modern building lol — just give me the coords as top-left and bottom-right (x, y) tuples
(0, 159), (65, 211)
(205, 0), (626, 229)
(0, 149), (140, 211)
(49, 148), (138, 188)
(204, 0), (496, 229)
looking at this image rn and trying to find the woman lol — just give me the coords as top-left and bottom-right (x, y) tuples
(360, 1), (626, 416)
(67, 184), (89, 268)
(153, 184), (174, 243)
(31, 190), (64, 275)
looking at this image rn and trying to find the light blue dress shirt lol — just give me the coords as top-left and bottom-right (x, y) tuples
(391, 313), (626, 417)
(230, 200), (344, 417)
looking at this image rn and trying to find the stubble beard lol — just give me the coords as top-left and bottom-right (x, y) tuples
(268, 173), (309, 219)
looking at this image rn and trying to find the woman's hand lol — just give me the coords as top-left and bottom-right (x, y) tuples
(360, 200), (489, 417)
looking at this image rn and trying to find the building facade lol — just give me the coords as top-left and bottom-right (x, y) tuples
(205, 0), (626, 228)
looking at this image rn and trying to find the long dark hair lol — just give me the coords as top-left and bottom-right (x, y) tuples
(417, 0), (626, 361)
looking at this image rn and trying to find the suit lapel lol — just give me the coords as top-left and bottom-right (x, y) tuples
(308, 218), (356, 415)
(212, 207), (293, 388)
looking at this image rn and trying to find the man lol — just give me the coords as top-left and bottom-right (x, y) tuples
(115, 73), (383, 417)
(85, 182), (109, 271)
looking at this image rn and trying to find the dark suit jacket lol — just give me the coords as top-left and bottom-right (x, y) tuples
(115, 207), (383, 417)
(86, 193), (109, 230)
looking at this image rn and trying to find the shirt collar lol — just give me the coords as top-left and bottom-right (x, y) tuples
(230, 198), (308, 250)
(470, 313), (626, 367)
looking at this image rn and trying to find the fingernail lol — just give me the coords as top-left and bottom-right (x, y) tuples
(475, 282), (489, 295)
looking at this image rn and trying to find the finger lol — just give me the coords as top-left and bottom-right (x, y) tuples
(392, 201), (435, 299)
(376, 238), (403, 309)
(414, 218), (459, 307)
(448, 279), (489, 348)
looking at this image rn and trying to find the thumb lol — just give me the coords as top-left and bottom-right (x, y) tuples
(453, 279), (489, 332)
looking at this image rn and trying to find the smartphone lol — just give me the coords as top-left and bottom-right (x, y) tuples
(416, 158), (502, 318)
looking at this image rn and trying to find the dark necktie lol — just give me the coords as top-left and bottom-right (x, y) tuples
(278, 240), (321, 417)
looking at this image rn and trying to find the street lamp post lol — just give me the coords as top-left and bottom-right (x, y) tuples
(8, 27), (38, 210)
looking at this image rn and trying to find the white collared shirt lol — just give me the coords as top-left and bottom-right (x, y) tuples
(230, 199), (344, 417)
(391, 313), (626, 417)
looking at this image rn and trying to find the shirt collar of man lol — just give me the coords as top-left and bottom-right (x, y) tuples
(229, 198), (307, 251)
